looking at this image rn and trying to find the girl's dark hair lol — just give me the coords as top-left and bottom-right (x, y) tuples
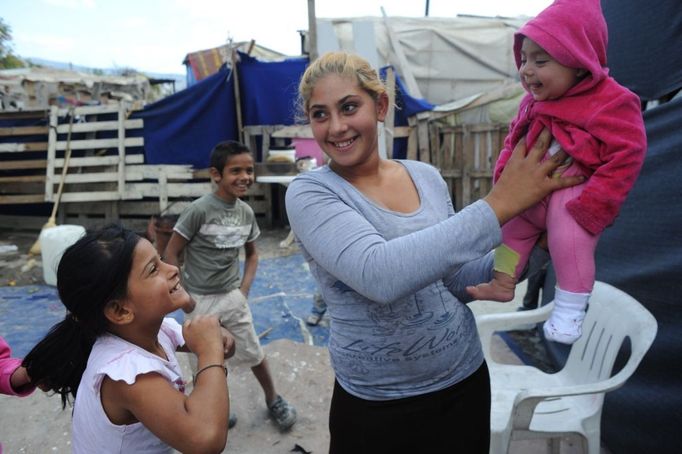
(209, 140), (251, 173)
(23, 224), (140, 408)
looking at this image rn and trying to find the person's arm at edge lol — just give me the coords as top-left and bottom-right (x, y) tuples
(0, 336), (35, 396)
(239, 241), (258, 297)
(163, 231), (187, 267)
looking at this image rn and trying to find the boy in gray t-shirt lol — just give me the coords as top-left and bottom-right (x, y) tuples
(164, 141), (296, 431)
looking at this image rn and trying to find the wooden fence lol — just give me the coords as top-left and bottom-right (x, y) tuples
(0, 104), (270, 231)
(430, 123), (508, 211)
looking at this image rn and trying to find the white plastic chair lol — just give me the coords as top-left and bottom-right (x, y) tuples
(476, 281), (658, 454)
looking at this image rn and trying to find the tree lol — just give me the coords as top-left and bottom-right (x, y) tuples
(0, 17), (25, 69)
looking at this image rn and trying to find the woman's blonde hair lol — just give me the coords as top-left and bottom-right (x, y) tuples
(298, 51), (388, 118)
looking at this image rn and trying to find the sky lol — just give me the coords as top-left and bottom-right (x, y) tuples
(2, 0), (552, 76)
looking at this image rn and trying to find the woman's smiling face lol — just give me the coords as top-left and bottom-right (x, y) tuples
(307, 73), (387, 170)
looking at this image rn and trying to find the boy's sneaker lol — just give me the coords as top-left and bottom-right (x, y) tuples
(268, 395), (297, 430)
(228, 412), (238, 429)
(306, 312), (324, 326)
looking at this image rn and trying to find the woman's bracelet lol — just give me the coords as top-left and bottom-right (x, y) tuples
(193, 363), (228, 383)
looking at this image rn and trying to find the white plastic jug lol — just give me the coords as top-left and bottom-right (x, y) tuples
(40, 225), (86, 286)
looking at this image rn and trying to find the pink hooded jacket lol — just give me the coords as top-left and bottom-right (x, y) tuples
(493, 0), (647, 235)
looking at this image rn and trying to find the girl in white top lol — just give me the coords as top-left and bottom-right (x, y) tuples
(23, 224), (235, 454)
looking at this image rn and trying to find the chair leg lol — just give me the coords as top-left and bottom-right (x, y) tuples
(549, 437), (560, 454)
(585, 434), (601, 454)
(489, 430), (511, 454)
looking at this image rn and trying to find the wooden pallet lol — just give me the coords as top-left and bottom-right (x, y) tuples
(0, 104), (275, 231)
(0, 109), (50, 204)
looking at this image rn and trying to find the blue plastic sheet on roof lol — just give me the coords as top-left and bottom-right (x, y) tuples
(133, 65), (238, 169)
(238, 52), (309, 126)
(135, 55), (435, 167)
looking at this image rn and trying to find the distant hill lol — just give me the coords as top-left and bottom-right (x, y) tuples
(25, 57), (187, 92)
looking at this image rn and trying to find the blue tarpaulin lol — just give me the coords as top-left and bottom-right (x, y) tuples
(135, 54), (434, 167)
(0, 254), (328, 358)
(133, 65), (238, 169)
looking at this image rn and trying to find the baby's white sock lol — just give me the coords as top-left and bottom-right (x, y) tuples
(543, 287), (590, 344)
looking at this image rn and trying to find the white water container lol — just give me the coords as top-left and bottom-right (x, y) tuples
(40, 225), (86, 286)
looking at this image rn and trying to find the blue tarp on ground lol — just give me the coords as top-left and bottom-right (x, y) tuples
(0, 254), (328, 358)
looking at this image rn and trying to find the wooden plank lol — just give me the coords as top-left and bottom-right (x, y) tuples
(117, 103), (127, 198)
(59, 191), (131, 202)
(0, 160), (47, 170)
(58, 104), (122, 116)
(0, 175), (45, 184)
(0, 126), (49, 137)
(0, 194), (46, 204)
(55, 119), (143, 134)
(125, 165), (195, 180)
(55, 172), (120, 184)
(0, 142), (48, 152)
(394, 126), (411, 138)
(406, 117), (418, 160)
(125, 182), (211, 199)
(46, 106), (59, 201)
(0, 110), (48, 121)
(55, 136), (143, 151)
(53, 154), (144, 167)
(417, 118), (430, 163)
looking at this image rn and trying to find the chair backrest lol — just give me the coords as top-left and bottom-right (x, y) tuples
(561, 281), (658, 386)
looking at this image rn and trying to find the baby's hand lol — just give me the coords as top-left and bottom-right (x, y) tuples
(466, 271), (516, 302)
(10, 366), (32, 392)
(182, 315), (223, 359)
(220, 327), (236, 359)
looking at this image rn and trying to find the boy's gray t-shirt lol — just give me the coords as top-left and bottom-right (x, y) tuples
(286, 160), (500, 400)
(173, 193), (260, 295)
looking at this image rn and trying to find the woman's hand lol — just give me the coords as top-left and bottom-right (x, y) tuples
(484, 129), (584, 224)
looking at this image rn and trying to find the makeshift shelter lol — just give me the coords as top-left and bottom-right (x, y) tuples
(317, 15), (524, 104)
(0, 67), (151, 110)
(183, 42), (287, 86)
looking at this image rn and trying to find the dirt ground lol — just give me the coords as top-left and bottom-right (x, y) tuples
(0, 226), (335, 454)
(0, 226), (598, 454)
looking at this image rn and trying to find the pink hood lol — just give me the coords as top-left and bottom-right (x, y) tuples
(514, 0), (609, 91)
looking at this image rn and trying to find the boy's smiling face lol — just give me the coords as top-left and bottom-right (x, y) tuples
(519, 37), (586, 101)
(211, 153), (255, 202)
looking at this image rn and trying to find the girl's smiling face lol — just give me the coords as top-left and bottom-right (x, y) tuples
(122, 238), (190, 325)
(519, 37), (585, 101)
(307, 74), (387, 171)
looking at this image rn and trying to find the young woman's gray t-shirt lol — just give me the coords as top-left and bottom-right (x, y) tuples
(286, 160), (501, 400)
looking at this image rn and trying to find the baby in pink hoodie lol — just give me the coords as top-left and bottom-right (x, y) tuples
(468, 0), (647, 344)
